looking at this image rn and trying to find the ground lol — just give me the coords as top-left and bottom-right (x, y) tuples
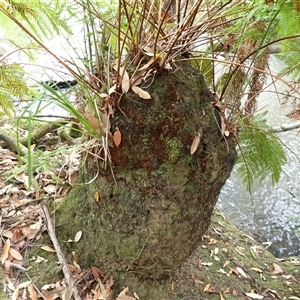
(0, 124), (299, 300)
(0, 142), (299, 300)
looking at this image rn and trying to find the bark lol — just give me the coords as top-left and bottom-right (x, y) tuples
(56, 62), (237, 280)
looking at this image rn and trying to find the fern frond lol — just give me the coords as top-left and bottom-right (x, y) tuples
(277, 41), (300, 80)
(0, 62), (30, 117)
(236, 113), (287, 191)
(0, 0), (72, 41)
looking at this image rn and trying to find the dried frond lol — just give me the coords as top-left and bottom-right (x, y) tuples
(245, 48), (269, 115)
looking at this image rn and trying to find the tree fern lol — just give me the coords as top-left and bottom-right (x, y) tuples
(236, 113), (287, 191)
(0, 0), (74, 117)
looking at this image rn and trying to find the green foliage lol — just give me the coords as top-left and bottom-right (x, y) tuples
(0, 62), (29, 116)
(273, 1), (300, 79)
(236, 113), (287, 191)
(0, 0), (296, 192)
(0, 0), (72, 40)
(0, 0), (74, 117)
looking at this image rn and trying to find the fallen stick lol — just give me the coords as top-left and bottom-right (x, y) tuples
(42, 204), (81, 300)
(273, 121), (300, 132)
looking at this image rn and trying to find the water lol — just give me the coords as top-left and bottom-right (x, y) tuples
(217, 55), (300, 257)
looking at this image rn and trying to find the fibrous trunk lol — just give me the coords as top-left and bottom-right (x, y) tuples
(57, 63), (236, 279)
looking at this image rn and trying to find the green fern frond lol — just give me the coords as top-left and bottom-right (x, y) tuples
(0, 62), (30, 117)
(277, 41), (300, 79)
(0, 0), (72, 41)
(236, 113), (287, 191)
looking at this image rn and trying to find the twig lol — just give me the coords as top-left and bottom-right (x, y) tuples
(42, 204), (81, 300)
(273, 121), (300, 132)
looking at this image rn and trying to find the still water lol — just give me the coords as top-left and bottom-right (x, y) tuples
(217, 56), (300, 257)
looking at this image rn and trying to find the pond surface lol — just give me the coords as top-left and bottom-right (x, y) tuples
(217, 56), (300, 257)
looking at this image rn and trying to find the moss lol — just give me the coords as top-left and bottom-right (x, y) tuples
(165, 137), (183, 162)
(55, 62), (237, 280)
(25, 237), (62, 289)
(2, 208), (298, 300)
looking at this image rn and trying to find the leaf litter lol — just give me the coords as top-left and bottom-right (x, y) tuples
(173, 209), (300, 300)
(1, 133), (300, 300)
(0, 139), (139, 300)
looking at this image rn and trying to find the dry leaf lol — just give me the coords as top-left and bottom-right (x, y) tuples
(1, 239), (10, 264)
(4, 260), (11, 272)
(203, 284), (211, 292)
(74, 231), (82, 243)
(245, 292), (264, 299)
(72, 251), (79, 263)
(190, 132), (201, 154)
(131, 86), (151, 99)
(9, 248), (23, 261)
(12, 287), (20, 300)
(223, 260), (230, 268)
(114, 127), (122, 147)
(194, 279), (204, 284)
(273, 263), (283, 274)
(41, 246), (56, 253)
(73, 260), (81, 272)
(251, 267), (263, 273)
(94, 191), (100, 203)
(208, 238), (218, 245)
(229, 268), (239, 275)
(28, 283), (38, 300)
(12, 281), (32, 300)
(118, 287), (129, 297)
(91, 266), (101, 280)
(2, 231), (13, 239)
(108, 84), (116, 95)
(235, 246), (245, 256)
(236, 267), (247, 278)
(116, 287), (136, 300)
(220, 115), (227, 135)
(117, 296), (136, 300)
(138, 57), (155, 71)
(120, 67), (130, 93)
(68, 264), (78, 273)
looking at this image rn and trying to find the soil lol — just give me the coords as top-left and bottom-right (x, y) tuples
(1, 203), (299, 300)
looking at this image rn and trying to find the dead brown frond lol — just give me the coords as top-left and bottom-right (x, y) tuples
(245, 48), (269, 115)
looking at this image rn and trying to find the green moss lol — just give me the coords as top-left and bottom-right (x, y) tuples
(165, 137), (183, 162)
(54, 62), (237, 283)
(25, 237), (62, 289)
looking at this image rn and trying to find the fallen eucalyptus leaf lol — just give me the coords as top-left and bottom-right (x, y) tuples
(245, 292), (263, 299)
(190, 132), (201, 154)
(41, 246), (56, 253)
(273, 262), (283, 274)
(74, 231), (82, 243)
(9, 248), (23, 261)
(132, 86), (151, 99)
(114, 127), (122, 147)
(1, 239), (10, 264)
(236, 267), (247, 278)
